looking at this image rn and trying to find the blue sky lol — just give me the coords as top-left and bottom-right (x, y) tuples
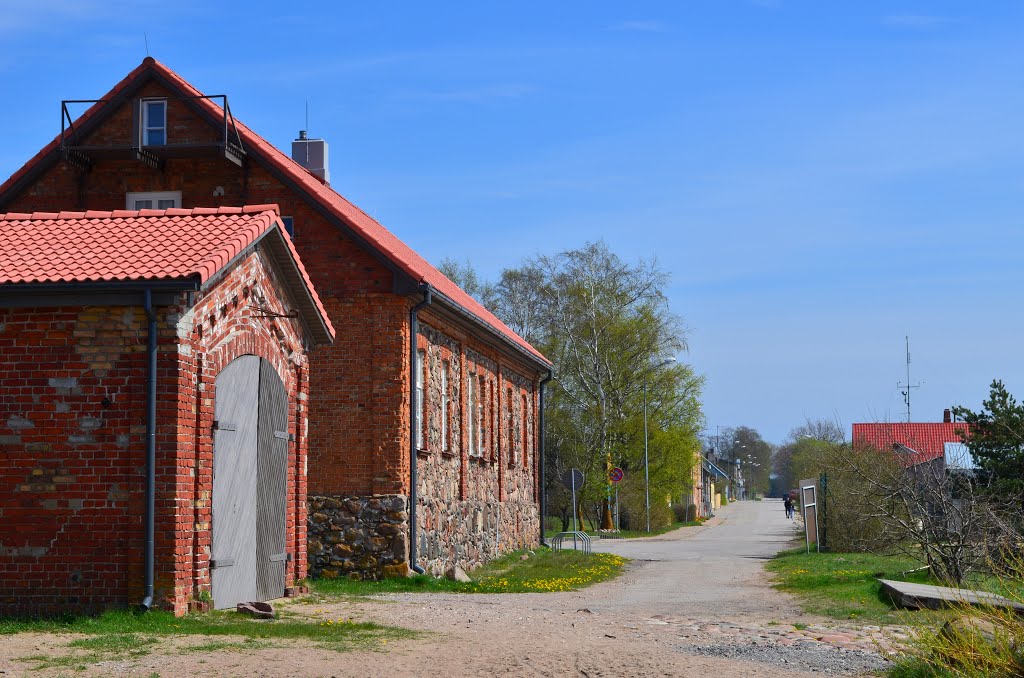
(1, 1), (1022, 443)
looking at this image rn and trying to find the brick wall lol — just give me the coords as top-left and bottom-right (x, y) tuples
(0, 244), (312, 615)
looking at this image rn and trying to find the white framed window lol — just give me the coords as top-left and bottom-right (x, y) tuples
(141, 99), (167, 146)
(507, 386), (515, 467)
(478, 376), (488, 458)
(126, 191), (181, 210)
(467, 370), (477, 457)
(416, 349), (426, 450)
(522, 393), (530, 467)
(440, 360), (450, 452)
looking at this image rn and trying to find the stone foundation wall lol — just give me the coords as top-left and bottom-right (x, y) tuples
(307, 495), (409, 580)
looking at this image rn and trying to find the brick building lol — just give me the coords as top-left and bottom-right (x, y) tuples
(0, 206), (333, 614)
(0, 58), (551, 607)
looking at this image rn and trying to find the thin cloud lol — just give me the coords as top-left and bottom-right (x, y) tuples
(883, 14), (956, 29)
(0, 0), (167, 34)
(607, 20), (668, 33)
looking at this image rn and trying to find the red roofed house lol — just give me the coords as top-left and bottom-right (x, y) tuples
(0, 206), (333, 614)
(0, 58), (551, 613)
(852, 409), (969, 469)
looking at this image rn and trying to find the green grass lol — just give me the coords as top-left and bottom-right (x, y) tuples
(766, 548), (936, 623)
(768, 548), (1024, 626)
(1, 607), (409, 671)
(311, 548), (627, 597)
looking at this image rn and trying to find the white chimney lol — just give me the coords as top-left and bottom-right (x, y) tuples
(291, 130), (329, 184)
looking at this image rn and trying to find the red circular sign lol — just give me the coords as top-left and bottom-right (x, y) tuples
(609, 467), (624, 483)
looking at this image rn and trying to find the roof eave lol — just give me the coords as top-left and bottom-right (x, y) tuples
(260, 227), (336, 346)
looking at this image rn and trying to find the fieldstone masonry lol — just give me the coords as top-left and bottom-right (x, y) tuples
(307, 495), (410, 579)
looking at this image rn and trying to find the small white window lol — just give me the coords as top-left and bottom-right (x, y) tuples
(416, 349), (426, 450)
(141, 99), (167, 146)
(467, 371), (477, 457)
(479, 376), (488, 458)
(126, 191), (181, 211)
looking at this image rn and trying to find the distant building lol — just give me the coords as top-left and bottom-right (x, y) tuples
(852, 409), (973, 471)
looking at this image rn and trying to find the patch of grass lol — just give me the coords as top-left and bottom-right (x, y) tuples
(766, 548), (935, 624)
(768, 548), (1024, 628)
(18, 632), (159, 670)
(3, 606), (410, 672)
(312, 548), (626, 597)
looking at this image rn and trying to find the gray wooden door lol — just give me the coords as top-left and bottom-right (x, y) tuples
(211, 355), (290, 609)
(211, 355), (260, 609)
(255, 359), (289, 601)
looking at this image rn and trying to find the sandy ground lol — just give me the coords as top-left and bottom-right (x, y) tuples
(0, 500), (898, 677)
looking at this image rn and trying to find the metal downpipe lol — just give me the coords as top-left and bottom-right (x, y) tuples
(140, 289), (157, 610)
(408, 284), (432, 575)
(539, 370), (553, 548)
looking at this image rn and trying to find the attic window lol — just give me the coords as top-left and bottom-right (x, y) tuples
(141, 99), (166, 146)
(127, 191), (181, 210)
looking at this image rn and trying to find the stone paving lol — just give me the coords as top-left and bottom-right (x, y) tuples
(646, 614), (913, 654)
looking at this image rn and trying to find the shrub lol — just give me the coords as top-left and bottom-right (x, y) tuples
(888, 552), (1024, 677)
(673, 500), (698, 523)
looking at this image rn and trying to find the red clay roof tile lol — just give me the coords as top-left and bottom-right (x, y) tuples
(852, 422), (969, 465)
(0, 206), (334, 341)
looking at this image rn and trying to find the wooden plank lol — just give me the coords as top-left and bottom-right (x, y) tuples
(255, 359), (289, 602)
(879, 578), (1024, 613)
(212, 355), (261, 610)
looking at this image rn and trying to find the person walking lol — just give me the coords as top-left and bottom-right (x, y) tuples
(783, 494), (792, 519)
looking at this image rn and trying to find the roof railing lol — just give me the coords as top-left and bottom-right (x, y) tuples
(59, 94), (246, 170)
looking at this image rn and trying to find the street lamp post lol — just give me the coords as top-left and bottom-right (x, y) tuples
(644, 357), (676, 532)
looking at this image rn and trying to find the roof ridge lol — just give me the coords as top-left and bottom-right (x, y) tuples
(0, 205), (280, 221)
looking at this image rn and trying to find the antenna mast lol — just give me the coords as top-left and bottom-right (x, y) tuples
(897, 336), (920, 422)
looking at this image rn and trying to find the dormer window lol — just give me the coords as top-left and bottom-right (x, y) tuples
(141, 99), (166, 146)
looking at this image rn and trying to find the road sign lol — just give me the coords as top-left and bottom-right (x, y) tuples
(561, 469), (584, 490)
(608, 467), (624, 483)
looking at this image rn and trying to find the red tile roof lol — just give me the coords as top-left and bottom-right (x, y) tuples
(852, 423), (969, 465)
(0, 205), (334, 343)
(0, 57), (549, 367)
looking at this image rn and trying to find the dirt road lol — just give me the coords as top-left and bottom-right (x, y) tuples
(0, 500), (901, 677)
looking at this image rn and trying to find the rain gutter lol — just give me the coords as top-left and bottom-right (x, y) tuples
(539, 370), (553, 548)
(140, 288), (157, 610)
